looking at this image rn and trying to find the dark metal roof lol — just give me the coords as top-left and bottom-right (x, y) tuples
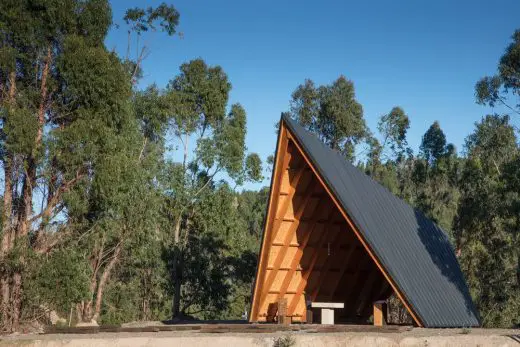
(282, 114), (480, 328)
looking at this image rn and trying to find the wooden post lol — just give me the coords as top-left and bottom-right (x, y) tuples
(278, 298), (288, 325)
(373, 300), (387, 326)
(306, 309), (313, 324)
(305, 295), (313, 324)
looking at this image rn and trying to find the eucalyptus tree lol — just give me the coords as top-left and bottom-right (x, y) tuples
(365, 107), (410, 190)
(72, 4), (181, 324)
(413, 122), (460, 235)
(470, 28), (520, 327)
(289, 76), (367, 160)
(454, 114), (519, 327)
(420, 121), (448, 165)
(475, 29), (520, 115)
(0, 0), (130, 330)
(0, 0), (181, 329)
(158, 59), (262, 319)
(377, 107), (410, 159)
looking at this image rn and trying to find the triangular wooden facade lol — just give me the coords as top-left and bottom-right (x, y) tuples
(249, 120), (420, 325)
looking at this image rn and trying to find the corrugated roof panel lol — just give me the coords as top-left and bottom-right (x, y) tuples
(283, 114), (480, 328)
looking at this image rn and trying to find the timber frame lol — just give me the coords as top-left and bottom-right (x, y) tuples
(249, 119), (422, 325)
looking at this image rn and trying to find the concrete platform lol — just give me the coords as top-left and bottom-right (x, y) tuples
(1, 327), (519, 347)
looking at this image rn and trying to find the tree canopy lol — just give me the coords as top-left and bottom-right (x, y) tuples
(0, 1), (518, 331)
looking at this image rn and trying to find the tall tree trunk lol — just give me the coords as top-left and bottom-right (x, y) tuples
(1, 71), (16, 330)
(171, 250), (182, 318)
(169, 134), (191, 319)
(1, 156), (12, 327)
(81, 269), (98, 322)
(11, 172), (35, 330)
(10, 48), (51, 331)
(92, 244), (121, 322)
(80, 240), (104, 322)
(171, 217), (182, 319)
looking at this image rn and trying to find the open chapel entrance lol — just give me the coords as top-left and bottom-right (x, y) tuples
(250, 126), (403, 324)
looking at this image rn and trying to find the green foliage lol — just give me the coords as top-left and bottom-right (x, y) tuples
(289, 76), (367, 160)
(124, 3), (180, 36)
(0, 0), (264, 329)
(24, 249), (90, 314)
(365, 111), (520, 328)
(1, 0), (519, 331)
(0, 0), (141, 330)
(377, 106), (410, 156)
(420, 121), (447, 164)
(475, 29), (520, 114)
(134, 84), (169, 142)
(289, 75), (519, 328)
(273, 335), (296, 347)
(3, 106), (38, 156)
(101, 247), (171, 325)
(245, 153), (264, 183)
(163, 183), (264, 320)
(454, 114), (519, 328)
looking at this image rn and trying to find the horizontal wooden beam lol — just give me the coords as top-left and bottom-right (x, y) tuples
(274, 219), (346, 225)
(266, 267), (302, 271)
(271, 242), (352, 248)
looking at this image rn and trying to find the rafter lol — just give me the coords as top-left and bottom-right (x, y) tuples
(336, 260), (365, 318)
(309, 226), (345, 301)
(327, 245), (357, 301)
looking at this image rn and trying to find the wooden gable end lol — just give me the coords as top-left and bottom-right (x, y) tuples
(249, 120), (422, 326)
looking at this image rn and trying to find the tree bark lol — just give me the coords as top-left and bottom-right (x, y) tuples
(1, 71), (16, 330)
(1, 156), (12, 327)
(171, 249), (183, 318)
(11, 168), (35, 330)
(78, 240), (105, 322)
(92, 244), (121, 322)
(171, 215), (183, 319)
(11, 48), (51, 331)
(81, 269), (98, 322)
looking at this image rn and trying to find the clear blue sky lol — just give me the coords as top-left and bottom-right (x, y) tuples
(106, 0), (519, 189)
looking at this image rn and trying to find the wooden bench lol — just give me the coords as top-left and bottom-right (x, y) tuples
(310, 302), (344, 325)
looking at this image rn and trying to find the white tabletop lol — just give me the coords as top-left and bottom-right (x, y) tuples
(311, 302), (344, 309)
